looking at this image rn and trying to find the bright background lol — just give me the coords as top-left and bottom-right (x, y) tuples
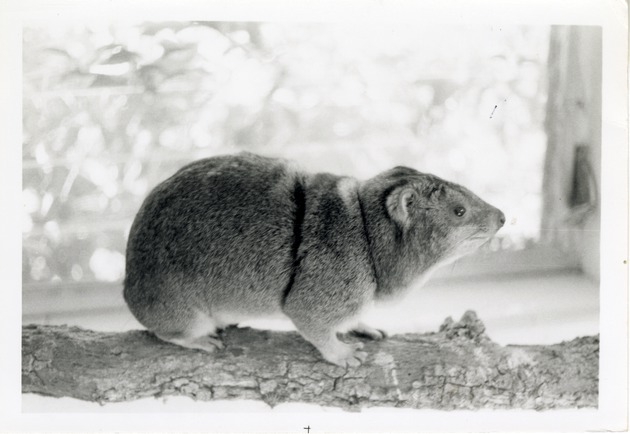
(22, 22), (550, 286)
(21, 22), (597, 351)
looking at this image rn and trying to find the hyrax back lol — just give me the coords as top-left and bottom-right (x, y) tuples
(124, 153), (504, 367)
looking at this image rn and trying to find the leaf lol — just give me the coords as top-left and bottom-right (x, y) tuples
(61, 70), (97, 88)
(102, 48), (139, 65)
(89, 74), (129, 88)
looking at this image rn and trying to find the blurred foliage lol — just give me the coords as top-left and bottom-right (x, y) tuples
(23, 21), (549, 285)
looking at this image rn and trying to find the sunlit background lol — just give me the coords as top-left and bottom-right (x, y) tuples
(22, 22), (550, 286)
(22, 21), (603, 355)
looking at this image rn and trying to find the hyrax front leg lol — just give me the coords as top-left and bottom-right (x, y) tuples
(283, 292), (369, 367)
(292, 320), (368, 368)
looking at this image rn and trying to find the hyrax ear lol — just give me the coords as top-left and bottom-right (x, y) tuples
(386, 185), (418, 227)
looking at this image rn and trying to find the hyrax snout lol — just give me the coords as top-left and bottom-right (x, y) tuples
(124, 152), (504, 367)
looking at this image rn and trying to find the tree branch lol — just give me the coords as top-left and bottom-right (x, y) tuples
(22, 311), (598, 410)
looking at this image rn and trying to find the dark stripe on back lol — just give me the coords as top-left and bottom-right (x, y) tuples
(281, 177), (306, 305)
(357, 190), (380, 290)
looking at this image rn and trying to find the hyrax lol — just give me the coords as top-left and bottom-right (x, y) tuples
(124, 152), (505, 367)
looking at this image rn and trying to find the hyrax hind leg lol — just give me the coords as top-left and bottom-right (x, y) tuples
(154, 311), (224, 352)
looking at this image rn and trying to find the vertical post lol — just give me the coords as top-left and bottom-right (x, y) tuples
(541, 26), (602, 282)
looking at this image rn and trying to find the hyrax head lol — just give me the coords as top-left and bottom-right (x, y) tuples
(383, 166), (505, 266)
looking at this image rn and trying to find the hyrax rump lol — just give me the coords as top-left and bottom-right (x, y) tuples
(124, 152), (505, 367)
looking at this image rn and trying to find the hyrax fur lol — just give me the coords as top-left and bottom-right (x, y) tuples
(124, 152), (505, 367)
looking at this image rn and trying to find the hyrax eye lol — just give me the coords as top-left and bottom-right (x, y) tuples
(454, 206), (466, 217)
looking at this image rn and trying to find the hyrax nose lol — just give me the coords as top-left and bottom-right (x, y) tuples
(497, 210), (506, 227)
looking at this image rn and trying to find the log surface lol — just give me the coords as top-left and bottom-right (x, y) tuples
(22, 311), (598, 410)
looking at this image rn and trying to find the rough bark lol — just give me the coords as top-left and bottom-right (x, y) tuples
(22, 311), (598, 410)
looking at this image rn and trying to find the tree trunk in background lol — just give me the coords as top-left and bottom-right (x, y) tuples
(22, 312), (598, 410)
(542, 26), (602, 281)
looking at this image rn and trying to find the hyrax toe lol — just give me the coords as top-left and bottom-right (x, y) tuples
(351, 342), (365, 350)
(354, 350), (368, 363)
(351, 324), (388, 341)
(324, 343), (368, 368)
(200, 335), (225, 351)
(156, 333), (224, 352)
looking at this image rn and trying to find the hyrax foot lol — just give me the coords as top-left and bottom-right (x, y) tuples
(351, 323), (388, 340)
(323, 342), (368, 368)
(156, 333), (224, 352)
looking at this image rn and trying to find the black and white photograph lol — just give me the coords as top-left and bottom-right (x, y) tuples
(1, 0), (628, 432)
